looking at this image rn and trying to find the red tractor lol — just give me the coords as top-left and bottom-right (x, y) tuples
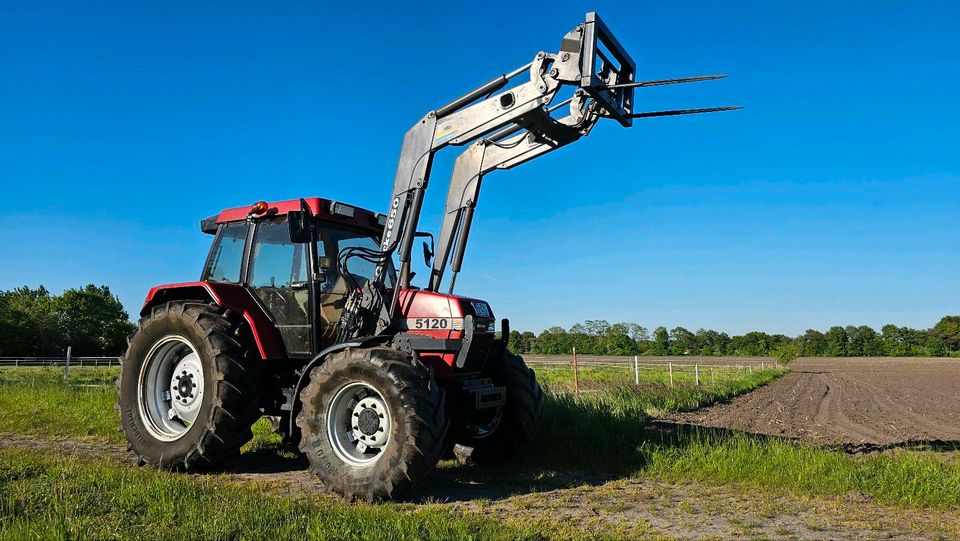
(117, 13), (735, 500)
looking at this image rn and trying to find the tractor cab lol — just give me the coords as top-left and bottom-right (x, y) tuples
(199, 198), (393, 356)
(194, 197), (497, 377)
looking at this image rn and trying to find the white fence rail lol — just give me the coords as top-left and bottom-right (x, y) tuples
(0, 357), (120, 367)
(523, 353), (780, 394)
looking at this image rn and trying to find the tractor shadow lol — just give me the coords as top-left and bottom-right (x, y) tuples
(407, 395), (775, 504)
(222, 392), (791, 503)
(228, 447), (308, 475)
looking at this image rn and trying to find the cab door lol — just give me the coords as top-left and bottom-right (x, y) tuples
(246, 217), (313, 357)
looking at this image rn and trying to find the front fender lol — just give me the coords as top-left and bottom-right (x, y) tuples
(287, 335), (391, 437)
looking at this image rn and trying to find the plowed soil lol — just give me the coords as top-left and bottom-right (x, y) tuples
(666, 357), (960, 449)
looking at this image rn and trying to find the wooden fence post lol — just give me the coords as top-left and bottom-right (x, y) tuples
(633, 355), (639, 385)
(63, 346), (72, 381)
(695, 364), (700, 386)
(572, 347), (580, 396)
(668, 361), (674, 388)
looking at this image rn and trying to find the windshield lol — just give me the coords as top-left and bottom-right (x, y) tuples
(317, 225), (395, 291)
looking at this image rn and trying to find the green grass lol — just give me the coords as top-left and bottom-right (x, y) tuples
(0, 372), (120, 441)
(0, 448), (542, 541)
(645, 432), (960, 509)
(534, 364), (763, 395)
(2, 363), (959, 516)
(0, 365), (118, 386)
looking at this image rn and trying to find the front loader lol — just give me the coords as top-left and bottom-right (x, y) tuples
(117, 12), (737, 501)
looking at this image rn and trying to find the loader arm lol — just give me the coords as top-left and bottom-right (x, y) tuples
(427, 93), (602, 292)
(337, 12), (640, 341)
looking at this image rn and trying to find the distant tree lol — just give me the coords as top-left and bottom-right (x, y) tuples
(0, 284), (134, 357)
(519, 331), (537, 353)
(772, 342), (801, 364)
(507, 330), (524, 354)
(531, 326), (573, 354)
(797, 329), (826, 356)
(668, 327), (696, 355)
(569, 323), (587, 335)
(924, 336), (947, 357)
(647, 326), (670, 355)
(0, 286), (62, 356)
(846, 325), (883, 356)
(860, 326), (885, 356)
(583, 320), (611, 336)
(880, 324), (924, 356)
(824, 326), (848, 356)
(930, 316), (960, 352)
(602, 329), (638, 355)
(625, 323), (649, 343)
(56, 284), (135, 356)
(695, 328), (730, 356)
(729, 331), (774, 356)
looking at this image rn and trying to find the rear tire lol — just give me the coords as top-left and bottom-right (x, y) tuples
(118, 302), (261, 470)
(457, 351), (543, 464)
(296, 347), (447, 501)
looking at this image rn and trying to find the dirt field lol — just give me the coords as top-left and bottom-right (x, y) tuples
(666, 357), (960, 449)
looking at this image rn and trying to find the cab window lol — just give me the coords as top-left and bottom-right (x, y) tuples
(203, 222), (247, 283)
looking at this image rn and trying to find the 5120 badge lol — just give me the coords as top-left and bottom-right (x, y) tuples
(407, 318), (460, 330)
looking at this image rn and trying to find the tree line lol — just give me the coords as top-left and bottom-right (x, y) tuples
(3, 282), (958, 359)
(0, 285), (135, 357)
(507, 318), (960, 358)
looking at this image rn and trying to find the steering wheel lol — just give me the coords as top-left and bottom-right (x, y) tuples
(259, 287), (289, 319)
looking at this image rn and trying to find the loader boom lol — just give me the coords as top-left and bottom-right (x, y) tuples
(336, 12), (738, 341)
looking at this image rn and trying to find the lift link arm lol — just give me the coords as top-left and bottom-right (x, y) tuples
(379, 53), (562, 291)
(427, 93), (600, 292)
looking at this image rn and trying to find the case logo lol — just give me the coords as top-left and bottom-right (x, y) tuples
(471, 302), (491, 318)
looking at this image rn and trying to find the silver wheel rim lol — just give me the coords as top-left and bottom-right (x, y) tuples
(327, 382), (392, 466)
(463, 407), (503, 439)
(137, 335), (205, 441)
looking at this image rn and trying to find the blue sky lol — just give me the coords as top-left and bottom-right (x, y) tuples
(1, 1), (958, 335)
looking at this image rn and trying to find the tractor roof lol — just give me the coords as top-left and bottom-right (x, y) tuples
(201, 197), (385, 235)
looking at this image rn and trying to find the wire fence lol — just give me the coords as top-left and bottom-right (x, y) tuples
(0, 357), (120, 367)
(523, 352), (780, 394)
(0, 353), (781, 394)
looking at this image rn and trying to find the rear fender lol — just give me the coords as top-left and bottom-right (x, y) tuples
(140, 281), (285, 360)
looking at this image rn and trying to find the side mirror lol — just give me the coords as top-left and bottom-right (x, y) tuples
(288, 199), (316, 243)
(422, 241), (432, 267)
(416, 231), (435, 267)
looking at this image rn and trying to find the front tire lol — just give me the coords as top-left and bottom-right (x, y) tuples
(457, 351), (543, 464)
(118, 302), (261, 470)
(296, 347), (447, 501)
